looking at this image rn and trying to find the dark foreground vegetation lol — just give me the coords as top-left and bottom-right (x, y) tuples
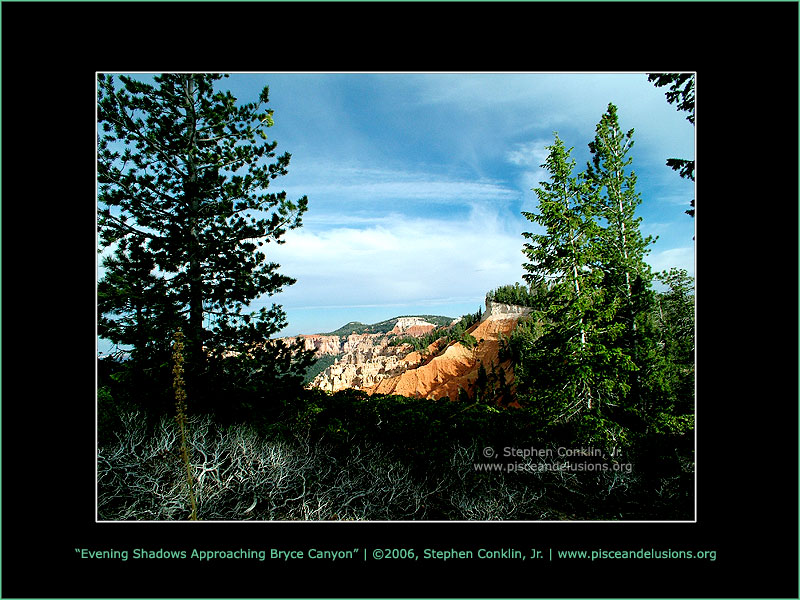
(97, 382), (693, 521)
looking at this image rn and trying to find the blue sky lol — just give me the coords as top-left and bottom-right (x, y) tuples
(98, 72), (695, 347)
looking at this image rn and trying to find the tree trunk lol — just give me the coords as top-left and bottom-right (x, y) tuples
(563, 182), (590, 410)
(183, 76), (205, 392)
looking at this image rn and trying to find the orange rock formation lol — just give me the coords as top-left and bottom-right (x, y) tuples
(306, 304), (530, 402)
(365, 313), (521, 403)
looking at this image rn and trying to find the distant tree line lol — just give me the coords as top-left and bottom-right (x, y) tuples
(321, 315), (454, 337)
(486, 282), (547, 308)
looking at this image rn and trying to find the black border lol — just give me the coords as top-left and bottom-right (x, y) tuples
(2, 2), (797, 598)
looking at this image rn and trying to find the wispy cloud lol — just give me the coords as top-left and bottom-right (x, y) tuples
(284, 161), (519, 208)
(655, 191), (695, 207)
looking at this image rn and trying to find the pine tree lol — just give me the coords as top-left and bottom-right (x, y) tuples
(98, 73), (314, 411)
(586, 103), (656, 324)
(585, 104), (660, 411)
(513, 106), (694, 458)
(98, 237), (180, 400)
(519, 135), (632, 426)
(583, 103), (695, 439)
(521, 134), (600, 326)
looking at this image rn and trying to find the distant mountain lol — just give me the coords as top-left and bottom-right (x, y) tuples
(277, 315), (455, 365)
(319, 315), (454, 337)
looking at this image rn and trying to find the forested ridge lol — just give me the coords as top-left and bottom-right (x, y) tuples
(97, 73), (694, 521)
(320, 314), (453, 337)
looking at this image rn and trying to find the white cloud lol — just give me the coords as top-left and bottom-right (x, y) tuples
(505, 138), (554, 192)
(646, 246), (695, 277)
(268, 203), (526, 312)
(655, 191), (694, 207)
(506, 139), (550, 168)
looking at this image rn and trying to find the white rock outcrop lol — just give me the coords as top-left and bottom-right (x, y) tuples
(482, 300), (534, 321)
(308, 338), (416, 393)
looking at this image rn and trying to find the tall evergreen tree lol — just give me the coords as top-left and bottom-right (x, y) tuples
(97, 73), (314, 411)
(511, 104), (694, 472)
(586, 103), (661, 414)
(518, 135), (633, 428)
(521, 134), (599, 352)
(586, 102), (656, 323)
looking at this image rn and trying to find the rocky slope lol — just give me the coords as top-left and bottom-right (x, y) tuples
(306, 318), (438, 393)
(295, 335), (342, 356)
(308, 301), (532, 403)
(365, 302), (531, 403)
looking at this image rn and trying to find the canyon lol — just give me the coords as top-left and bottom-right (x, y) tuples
(364, 309), (523, 402)
(290, 301), (532, 403)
